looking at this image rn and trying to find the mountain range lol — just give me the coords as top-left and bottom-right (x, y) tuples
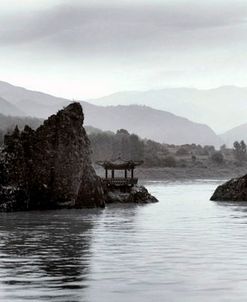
(0, 80), (246, 146)
(90, 86), (247, 134)
(0, 96), (24, 117)
(220, 123), (247, 147)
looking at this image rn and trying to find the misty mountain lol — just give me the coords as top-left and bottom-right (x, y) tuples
(0, 96), (24, 117)
(0, 81), (68, 105)
(221, 124), (247, 147)
(0, 81), (67, 118)
(89, 86), (247, 133)
(81, 103), (222, 146)
(0, 113), (42, 132)
(0, 81), (222, 146)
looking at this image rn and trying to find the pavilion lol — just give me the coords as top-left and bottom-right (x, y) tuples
(97, 158), (143, 188)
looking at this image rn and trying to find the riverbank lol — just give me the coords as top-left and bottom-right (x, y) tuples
(136, 164), (247, 181)
(95, 163), (247, 182)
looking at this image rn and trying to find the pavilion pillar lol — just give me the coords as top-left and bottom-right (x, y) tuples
(124, 169), (127, 179)
(105, 169), (108, 179)
(131, 169), (134, 179)
(111, 169), (115, 179)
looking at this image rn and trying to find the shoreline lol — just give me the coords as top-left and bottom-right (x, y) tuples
(135, 166), (247, 181)
(94, 164), (247, 184)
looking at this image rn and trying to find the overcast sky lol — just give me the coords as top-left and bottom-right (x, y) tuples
(0, 0), (247, 98)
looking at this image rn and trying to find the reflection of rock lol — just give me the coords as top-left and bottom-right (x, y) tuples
(0, 103), (105, 211)
(106, 185), (158, 204)
(211, 174), (247, 201)
(0, 211), (95, 299)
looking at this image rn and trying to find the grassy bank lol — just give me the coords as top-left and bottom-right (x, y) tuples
(136, 164), (247, 181)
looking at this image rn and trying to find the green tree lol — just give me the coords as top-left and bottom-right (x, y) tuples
(233, 140), (247, 161)
(211, 151), (224, 164)
(129, 134), (144, 160)
(163, 155), (176, 167)
(176, 147), (189, 156)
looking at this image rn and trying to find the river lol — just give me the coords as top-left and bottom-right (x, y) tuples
(0, 180), (247, 302)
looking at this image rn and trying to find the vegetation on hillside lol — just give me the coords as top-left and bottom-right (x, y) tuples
(88, 128), (244, 168)
(0, 114), (42, 146)
(0, 115), (247, 169)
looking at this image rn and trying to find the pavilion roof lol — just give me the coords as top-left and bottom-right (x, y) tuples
(96, 158), (143, 170)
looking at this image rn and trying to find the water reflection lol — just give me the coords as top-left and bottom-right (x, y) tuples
(215, 201), (247, 209)
(2, 182), (247, 302)
(0, 210), (100, 302)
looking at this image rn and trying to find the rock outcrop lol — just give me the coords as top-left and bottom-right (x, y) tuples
(105, 185), (158, 204)
(0, 103), (105, 211)
(211, 174), (247, 201)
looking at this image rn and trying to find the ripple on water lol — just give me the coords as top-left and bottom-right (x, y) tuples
(0, 181), (247, 302)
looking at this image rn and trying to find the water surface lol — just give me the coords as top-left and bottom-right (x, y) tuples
(0, 180), (247, 302)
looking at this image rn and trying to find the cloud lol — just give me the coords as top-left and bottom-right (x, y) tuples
(1, 0), (247, 100)
(0, 0), (247, 56)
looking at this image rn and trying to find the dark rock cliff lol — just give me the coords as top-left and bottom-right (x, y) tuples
(211, 174), (247, 201)
(0, 103), (105, 211)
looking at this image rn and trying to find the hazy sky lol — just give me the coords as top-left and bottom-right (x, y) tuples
(0, 0), (247, 98)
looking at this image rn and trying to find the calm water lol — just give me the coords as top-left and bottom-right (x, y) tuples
(1, 180), (247, 302)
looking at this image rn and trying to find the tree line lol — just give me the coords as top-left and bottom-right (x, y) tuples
(1, 122), (247, 167)
(88, 129), (234, 167)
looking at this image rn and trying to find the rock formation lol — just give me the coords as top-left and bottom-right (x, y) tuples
(0, 103), (105, 211)
(106, 185), (158, 204)
(211, 174), (247, 201)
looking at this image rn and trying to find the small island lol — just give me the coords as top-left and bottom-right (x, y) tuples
(0, 103), (157, 211)
(211, 174), (247, 201)
(97, 158), (158, 203)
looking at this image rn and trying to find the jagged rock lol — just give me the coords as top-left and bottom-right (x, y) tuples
(211, 174), (247, 201)
(0, 103), (105, 211)
(105, 185), (158, 204)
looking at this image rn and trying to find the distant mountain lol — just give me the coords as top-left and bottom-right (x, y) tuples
(0, 81), (67, 118)
(89, 86), (247, 133)
(0, 81), (68, 105)
(0, 113), (42, 143)
(84, 126), (114, 136)
(0, 96), (24, 117)
(221, 124), (247, 147)
(0, 81), (222, 146)
(81, 103), (222, 146)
